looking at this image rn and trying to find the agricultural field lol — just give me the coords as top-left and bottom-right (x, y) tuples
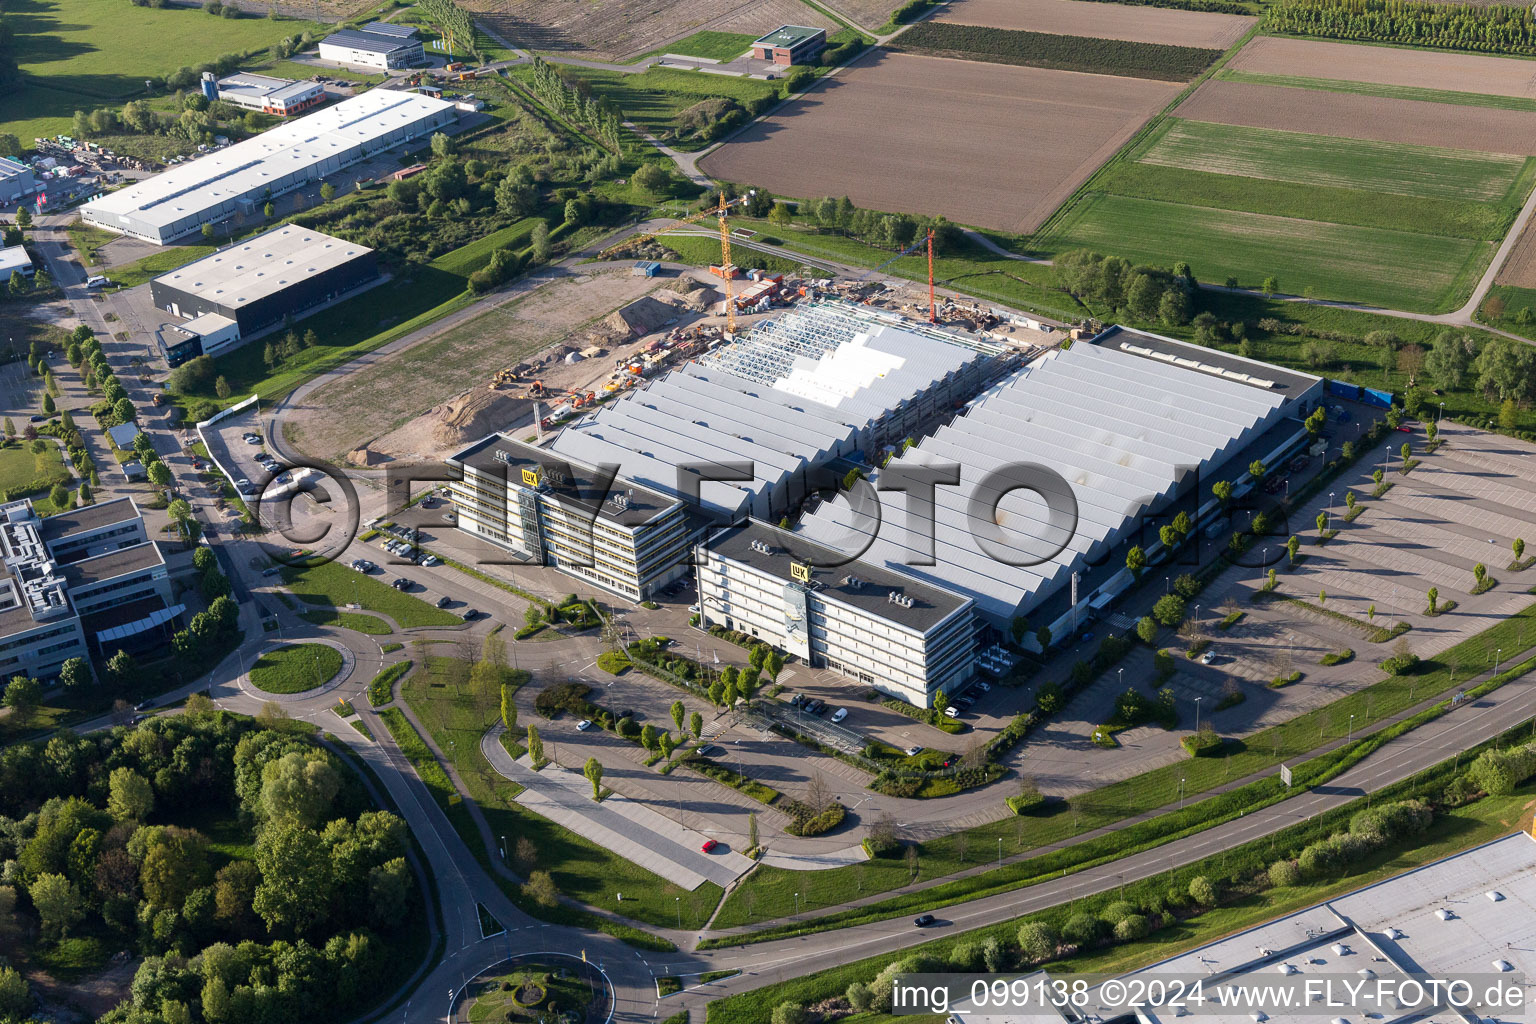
(464, 0), (835, 62)
(525, 64), (781, 145)
(932, 0), (1255, 48)
(1228, 36), (1536, 99)
(1038, 112), (1536, 311)
(2, 0), (322, 141)
(820, 0), (909, 30)
(698, 50), (1183, 235)
(1174, 79), (1536, 154)
(888, 23), (1223, 80)
(1493, 215), (1536, 289)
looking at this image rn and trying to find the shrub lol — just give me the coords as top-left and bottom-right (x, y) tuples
(948, 942), (983, 971)
(784, 802), (845, 837)
(596, 650), (631, 675)
(1062, 911), (1104, 947)
(1017, 921), (1058, 962)
(771, 1002), (808, 1024)
(1152, 593), (1186, 626)
(1187, 875), (1218, 906)
(1181, 727), (1223, 758)
(1036, 681), (1063, 714)
(1114, 914), (1150, 941)
(1299, 839), (1343, 877)
(1469, 743), (1536, 796)
(1381, 651), (1421, 675)
(845, 982), (872, 1011)
(534, 681), (591, 718)
(1268, 859), (1301, 888)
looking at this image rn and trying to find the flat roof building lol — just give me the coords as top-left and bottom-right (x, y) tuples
(150, 225), (380, 360)
(447, 435), (700, 602)
(697, 520), (975, 706)
(213, 72), (326, 116)
(0, 497), (178, 680)
(0, 157), (39, 206)
(0, 245), (34, 279)
(797, 326), (1324, 646)
(81, 89), (457, 244)
(751, 25), (827, 65)
(318, 26), (426, 70)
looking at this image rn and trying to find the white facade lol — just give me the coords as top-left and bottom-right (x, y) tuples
(318, 28), (425, 70)
(696, 521), (975, 706)
(81, 90), (457, 243)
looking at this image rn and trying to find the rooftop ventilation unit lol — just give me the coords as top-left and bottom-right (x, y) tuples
(1495, 959), (1514, 972)
(1487, 891), (1505, 902)
(1435, 908), (1454, 921)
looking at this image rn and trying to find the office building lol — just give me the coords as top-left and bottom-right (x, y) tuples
(0, 498), (179, 680)
(81, 90), (457, 243)
(318, 26), (426, 70)
(212, 72), (327, 116)
(750, 25), (827, 65)
(0, 157), (39, 206)
(0, 245), (34, 279)
(446, 435), (698, 602)
(696, 520), (975, 706)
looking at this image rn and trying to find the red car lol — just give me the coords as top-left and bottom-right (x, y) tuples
(1396, 425), (1413, 433)
(701, 839), (718, 854)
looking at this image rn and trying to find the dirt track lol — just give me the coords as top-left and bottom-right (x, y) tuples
(1176, 79), (1536, 155)
(465, 0), (835, 61)
(1230, 36), (1536, 97)
(934, 0), (1254, 47)
(698, 50), (1182, 235)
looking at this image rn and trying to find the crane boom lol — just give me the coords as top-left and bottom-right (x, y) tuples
(856, 229), (938, 323)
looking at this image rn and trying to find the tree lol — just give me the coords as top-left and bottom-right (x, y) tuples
(689, 710), (703, 739)
(1035, 625), (1052, 651)
(59, 656), (91, 691)
(1212, 479), (1232, 507)
(1286, 535), (1301, 564)
(1152, 593), (1186, 627)
(215, 375), (231, 399)
(108, 766), (155, 821)
(1500, 398), (1519, 434)
(1188, 875), (1219, 906)
(253, 822), (333, 935)
(2, 674), (41, 728)
(670, 699), (686, 734)
(41, 392), (55, 416)
(583, 756), (603, 799)
(1125, 545), (1147, 579)
(113, 396), (136, 423)
(0, 965), (29, 1021)
(1249, 460), (1267, 482)
(1136, 616), (1158, 644)
(30, 873), (84, 940)
(631, 161), (670, 196)
(640, 723), (659, 751)
(1017, 921), (1058, 962)
(1427, 587), (1439, 613)
(501, 684), (518, 734)
(263, 202), (275, 219)
(148, 461), (173, 489)
(259, 751), (341, 828)
(769, 200), (794, 226)
(748, 812), (759, 850)
(531, 220), (551, 263)
(1515, 537), (1526, 563)
(320, 181), (336, 202)
(523, 869), (558, 908)
(1426, 331), (1473, 390)
(1261, 275), (1278, 296)
(367, 857), (413, 929)
(1316, 511), (1328, 533)
(526, 723), (544, 765)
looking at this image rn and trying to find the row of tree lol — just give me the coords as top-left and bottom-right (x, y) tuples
(1266, 0), (1536, 55)
(526, 57), (624, 151)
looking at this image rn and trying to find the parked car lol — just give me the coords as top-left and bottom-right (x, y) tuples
(697, 745), (722, 757)
(975, 681), (991, 693)
(436, 596), (452, 608)
(943, 706), (959, 719)
(441, 512), (456, 523)
(1397, 424), (1413, 433)
(1201, 651), (1217, 665)
(914, 915), (936, 928)
(1263, 477), (1285, 494)
(701, 839), (718, 854)
(788, 693), (805, 707)
(830, 707), (848, 723)
(241, 433), (260, 445)
(422, 555), (440, 567)
(461, 608), (480, 620)
(1289, 455), (1310, 472)
(904, 746), (923, 757)
(957, 695), (975, 707)
(576, 720), (592, 731)
(391, 577), (410, 590)
(261, 566), (281, 577)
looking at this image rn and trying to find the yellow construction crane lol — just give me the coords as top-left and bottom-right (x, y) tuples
(599, 189), (756, 335)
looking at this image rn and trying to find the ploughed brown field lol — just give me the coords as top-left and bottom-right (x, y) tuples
(932, 0), (1254, 48)
(1230, 36), (1536, 97)
(465, 0), (836, 61)
(1176, 79), (1536, 155)
(1495, 219), (1536, 287)
(698, 51), (1182, 234)
(818, 0), (909, 30)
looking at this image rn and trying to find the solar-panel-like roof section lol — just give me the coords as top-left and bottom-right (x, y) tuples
(82, 90), (456, 236)
(547, 303), (996, 518)
(796, 339), (1292, 623)
(154, 225), (372, 308)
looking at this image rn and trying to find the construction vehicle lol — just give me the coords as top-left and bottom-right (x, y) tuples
(528, 380), (546, 398)
(598, 190), (756, 334)
(445, 61), (465, 72)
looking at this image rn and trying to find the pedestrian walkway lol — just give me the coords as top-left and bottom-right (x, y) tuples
(482, 726), (755, 890)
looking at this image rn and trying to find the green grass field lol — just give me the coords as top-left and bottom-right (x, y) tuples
(515, 64), (780, 141)
(1135, 119), (1531, 202)
(0, 442), (69, 496)
(5, 0), (323, 139)
(279, 558), (463, 628)
(248, 643), (343, 694)
(1217, 68), (1536, 114)
(1042, 193), (1486, 311)
(648, 30), (756, 62)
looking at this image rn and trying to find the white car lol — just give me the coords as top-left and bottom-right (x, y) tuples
(576, 720), (593, 731)
(975, 681), (992, 693)
(830, 707), (848, 723)
(422, 555), (439, 567)
(904, 745), (923, 757)
(1200, 651), (1217, 666)
(943, 706), (959, 719)
(242, 433), (260, 445)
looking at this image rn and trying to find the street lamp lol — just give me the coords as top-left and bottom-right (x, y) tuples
(997, 837), (1002, 867)
(793, 891), (800, 915)
(1165, 576), (1170, 594)
(675, 896), (681, 928)
(1496, 648), (1503, 675)
(1438, 401), (1444, 423)
(1179, 777), (1186, 809)
(1193, 696), (1203, 734)
(1348, 714), (1355, 742)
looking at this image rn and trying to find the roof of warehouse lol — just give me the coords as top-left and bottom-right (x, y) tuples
(82, 90), (456, 234)
(364, 21), (418, 37)
(0, 157), (31, 181)
(153, 225), (373, 308)
(547, 303), (994, 517)
(175, 312), (238, 337)
(216, 73), (324, 105)
(798, 335), (1298, 621)
(449, 434), (683, 529)
(321, 27), (420, 53)
(1093, 324), (1320, 396)
(753, 25), (824, 46)
(0, 246), (32, 275)
(704, 519), (970, 633)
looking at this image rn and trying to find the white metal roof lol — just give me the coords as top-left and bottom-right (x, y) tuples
(154, 225), (371, 308)
(82, 90), (456, 236)
(0, 246), (32, 276)
(176, 312), (237, 336)
(798, 340), (1291, 622)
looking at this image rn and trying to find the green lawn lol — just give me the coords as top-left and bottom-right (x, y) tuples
(399, 655), (723, 931)
(101, 244), (216, 289)
(301, 608), (394, 635)
(5, 0), (324, 139)
(0, 442), (69, 496)
(517, 64), (779, 141)
(649, 30), (756, 62)
(279, 558), (463, 628)
(1217, 68), (1536, 114)
(1040, 192), (1487, 312)
(1134, 119), (1532, 203)
(248, 643), (343, 694)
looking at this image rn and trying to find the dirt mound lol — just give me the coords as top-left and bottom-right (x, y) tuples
(431, 387), (529, 450)
(347, 447), (388, 467)
(575, 288), (712, 350)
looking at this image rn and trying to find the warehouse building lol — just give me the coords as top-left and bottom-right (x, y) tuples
(0, 157), (39, 206)
(696, 520), (975, 706)
(0, 498), (178, 681)
(446, 435), (699, 602)
(80, 90), (457, 244)
(797, 327), (1324, 649)
(750, 25), (826, 65)
(0, 245), (34, 279)
(151, 225), (379, 363)
(548, 302), (1004, 521)
(211, 72), (326, 116)
(318, 25), (425, 70)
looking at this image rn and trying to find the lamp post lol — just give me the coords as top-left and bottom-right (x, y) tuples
(1179, 777), (1186, 809)
(1348, 714), (1355, 742)
(1165, 576), (1171, 595)
(997, 837), (1002, 867)
(793, 892), (800, 916)
(1438, 401), (1444, 423)
(675, 896), (681, 928)
(1194, 696), (1203, 734)
(499, 835), (506, 860)
(1495, 648), (1503, 675)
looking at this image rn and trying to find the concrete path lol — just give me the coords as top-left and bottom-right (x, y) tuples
(483, 726), (756, 890)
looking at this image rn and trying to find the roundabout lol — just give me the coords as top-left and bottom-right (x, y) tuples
(452, 953), (612, 1024)
(238, 637), (357, 702)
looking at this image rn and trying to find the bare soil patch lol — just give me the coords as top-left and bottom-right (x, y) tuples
(1176, 78), (1536, 155)
(818, 0), (908, 30)
(698, 50), (1182, 234)
(1230, 36), (1536, 97)
(286, 268), (714, 463)
(465, 0), (836, 62)
(933, 0), (1254, 48)
(1494, 216), (1536, 287)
